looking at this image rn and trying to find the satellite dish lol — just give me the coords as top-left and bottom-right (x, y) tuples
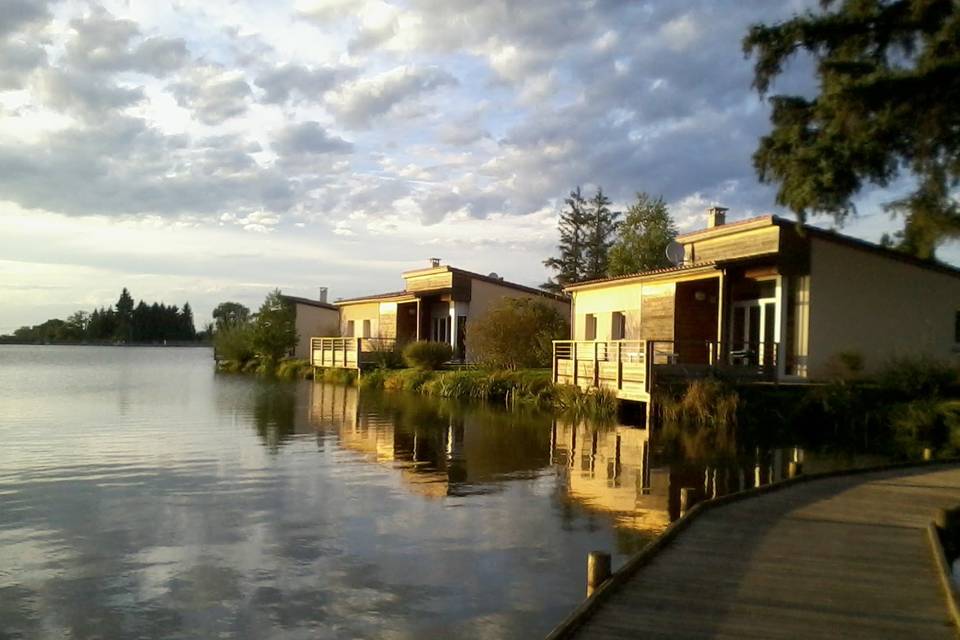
(665, 241), (685, 266)
(488, 272), (500, 280)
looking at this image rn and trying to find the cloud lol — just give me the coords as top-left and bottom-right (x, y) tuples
(324, 65), (457, 128)
(0, 37), (47, 89)
(169, 65), (252, 125)
(34, 67), (144, 119)
(273, 121), (353, 156)
(254, 63), (346, 104)
(65, 8), (188, 76)
(0, 0), (52, 37)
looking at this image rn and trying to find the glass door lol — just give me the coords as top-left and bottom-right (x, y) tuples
(731, 298), (776, 367)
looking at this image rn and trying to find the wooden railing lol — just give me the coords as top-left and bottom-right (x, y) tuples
(310, 337), (400, 369)
(552, 340), (650, 400)
(552, 339), (781, 399)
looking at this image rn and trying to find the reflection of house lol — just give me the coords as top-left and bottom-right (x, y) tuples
(281, 293), (339, 360)
(327, 259), (570, 363)
(555, 208), (960, 403)
(552, 421), (671, 533)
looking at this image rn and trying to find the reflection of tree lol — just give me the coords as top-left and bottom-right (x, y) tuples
(253, 382), (297, 451)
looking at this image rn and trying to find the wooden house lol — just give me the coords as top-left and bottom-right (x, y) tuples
(554, 207), (960, 406)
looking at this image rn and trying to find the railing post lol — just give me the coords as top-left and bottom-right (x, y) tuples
(616, 342), (623, 390)
(572, 342), (579, 387)
(356, 337), (362, 369)
(593, 341), (600, 387)
(644, 340), (654, 393)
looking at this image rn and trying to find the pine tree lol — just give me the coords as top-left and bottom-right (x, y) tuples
(608, 193), (677, 276)
(180, 302), (196, 340)
(543, 186), (590, 292)
(743, 0), (960, 259)
(584, 187), (619, 280)
(115, 288), (135, 342)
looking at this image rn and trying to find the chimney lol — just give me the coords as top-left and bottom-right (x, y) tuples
(429, 257), (441, 268)
(707, 206), (728, 228)
(318, 287), (328, 303)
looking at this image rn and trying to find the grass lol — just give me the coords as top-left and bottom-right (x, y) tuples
(354, 367), (617, 418)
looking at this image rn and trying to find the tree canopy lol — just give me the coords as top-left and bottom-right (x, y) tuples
(543, 185), (620, 291)
(466, 297), (569, 370)
(212, 302), (251, 332)
(2, 288), (198, 344)
(608, 193), (677, 276)
(251, 289), (297, 365)
(743, 0), (960, 259)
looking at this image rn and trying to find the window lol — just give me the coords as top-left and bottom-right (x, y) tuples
(612, 312), (626, 340)
(346, 320), (355, 337)
(362, 319), (371, 338)
(432, 316), (451, 343)
(584, 314), (597, 340)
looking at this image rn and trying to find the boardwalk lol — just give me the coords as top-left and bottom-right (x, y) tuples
(556, 465), (960, 639)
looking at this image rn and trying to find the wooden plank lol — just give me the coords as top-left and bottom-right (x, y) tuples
(554, 466), (960, 640)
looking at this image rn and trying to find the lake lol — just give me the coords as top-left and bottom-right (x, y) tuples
(0, 345), (890, 639)
(0, 346), (661, 639)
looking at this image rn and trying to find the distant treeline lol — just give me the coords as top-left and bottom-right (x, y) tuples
(1, 288), (203, 345)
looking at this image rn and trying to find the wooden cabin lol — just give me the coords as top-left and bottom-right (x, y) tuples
(555, 208), (960, 406)
(312, 260), (570, 368)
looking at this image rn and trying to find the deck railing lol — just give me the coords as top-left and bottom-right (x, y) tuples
(552, 339), (781, 398)
(310, 336), (401, 369)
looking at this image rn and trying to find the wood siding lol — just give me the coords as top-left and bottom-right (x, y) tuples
(683, 226), (780, 264)
(404, 271), (453, 292)
(640, 285), (675, 341)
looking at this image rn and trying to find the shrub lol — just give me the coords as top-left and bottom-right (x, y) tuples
(553, 384), (618, 420)
(876, 356), (958, 399)
(213, 323), (256, 365)
(384, 368), (435, 391)
(659, 379), (739, 461)
(466, 297), (569, 369)
(276, 358), (314, 380)
(402, 340), (453, 370)
(368, 338), (405, 369)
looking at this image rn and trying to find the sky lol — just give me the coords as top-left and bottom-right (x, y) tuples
(1, 0), (957, 333)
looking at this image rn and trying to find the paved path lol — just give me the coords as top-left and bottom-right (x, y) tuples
(561, 465), (960, 639)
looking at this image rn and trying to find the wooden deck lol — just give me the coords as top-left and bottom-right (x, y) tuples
(552, 464), (960, 639)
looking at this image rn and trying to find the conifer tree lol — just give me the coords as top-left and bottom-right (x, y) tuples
(743, 0), (960, 259)
(542, 186), (590, 292)
(584, 187), (619, 280)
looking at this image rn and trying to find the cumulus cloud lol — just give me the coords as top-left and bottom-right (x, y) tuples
(65, 8), (188, 76)
(254, 63), (346, 104)
(0, 38), (46, 89)
(325, 65), (457, 128)
(0, 0), (52, 37)
(34, 67), (144, 118)
(273, 121), (353, 157)
(169, 65), (252, 125)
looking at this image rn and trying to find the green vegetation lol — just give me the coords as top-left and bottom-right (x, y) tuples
(658, 357), (960, 462)
(466, 298), (569, 369)
(0, 287), (199, 345)
(402, 340), (453, 370)
(608, 193), (678, 276)
(358, 367), (617, 418)
(542, 185), (622, 291)
(213, 289), (298, 375)
(744, 1), (960, 259)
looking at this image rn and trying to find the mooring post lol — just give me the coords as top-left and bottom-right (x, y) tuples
(587, 551), (612, 597)
(923, 447), (933, 461)
(680, 487), (697, 518)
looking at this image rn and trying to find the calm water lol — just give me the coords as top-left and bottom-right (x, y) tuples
(0, 346), (657, 640)
(0, 346), (890, 639)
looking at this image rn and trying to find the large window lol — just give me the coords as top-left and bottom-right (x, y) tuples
(362, 319), (371, 338)
(346, 320), (355, 337)
(432, 315), (451, 343)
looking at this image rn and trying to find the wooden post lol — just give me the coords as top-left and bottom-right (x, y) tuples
(923, 447), (933, 461)
(586, 551), (611, 597)
(680, 487), (697, 518)
(572, 342), (579, 387)
(593, 341), (600, 387)
(788, 460), (802, 479)
(616, 342), (623, 390)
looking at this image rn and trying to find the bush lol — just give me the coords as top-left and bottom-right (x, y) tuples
(213, 323), (256, 365)
(402, 341), (453, 370)
(876, 356), (958, 398)
(368, 338), (405, 369)
(466, 297), (569, 369)
(659, 379), (739, 461)
(252, 289), (297, 366)
(276, 358), (314, 380)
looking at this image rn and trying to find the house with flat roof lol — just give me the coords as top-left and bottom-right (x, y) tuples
(554, 207), (960, 406)
(312, 259), (570, 368)
(281, 293), (339, 360)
